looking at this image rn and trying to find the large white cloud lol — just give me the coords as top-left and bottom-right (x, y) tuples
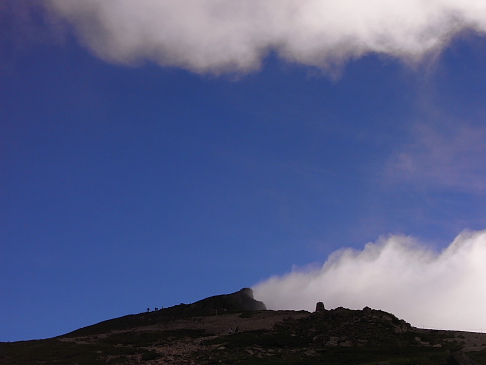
(253, 230), (486, 331)
(44, 0), (486, 74)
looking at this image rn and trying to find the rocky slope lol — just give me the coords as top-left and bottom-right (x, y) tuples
(1, 288), (486, 364)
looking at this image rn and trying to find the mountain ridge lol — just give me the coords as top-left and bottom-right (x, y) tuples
(2, 288), (486, 364)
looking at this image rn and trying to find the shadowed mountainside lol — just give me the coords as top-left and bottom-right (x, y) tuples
(1, 288), (486, 365)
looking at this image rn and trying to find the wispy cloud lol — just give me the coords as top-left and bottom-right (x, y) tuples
(43, 0), (486, 74)
(0, 0), (64, 73)
(386, 122), (486, 194)
(254, 229), (486, 331)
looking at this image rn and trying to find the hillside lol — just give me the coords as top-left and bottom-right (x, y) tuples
(1, 288), (486, 364)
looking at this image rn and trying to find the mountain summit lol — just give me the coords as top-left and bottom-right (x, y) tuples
(190, 288), (266, 312)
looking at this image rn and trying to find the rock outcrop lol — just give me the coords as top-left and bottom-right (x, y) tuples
(447, 352), (479, 365)
(315, 301), (325, 312)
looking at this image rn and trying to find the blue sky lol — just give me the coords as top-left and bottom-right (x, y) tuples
(2, 1), (486, 341)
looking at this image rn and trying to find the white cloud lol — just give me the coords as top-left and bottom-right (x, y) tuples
(253, 229), (486, 331)
(43, 0), (486, 74)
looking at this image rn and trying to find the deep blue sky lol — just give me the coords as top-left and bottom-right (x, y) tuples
(2, 5), (486, 340)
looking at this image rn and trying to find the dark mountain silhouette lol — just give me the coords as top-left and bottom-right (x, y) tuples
(184, 287), (266, 312)
(1, 288), (486, 364)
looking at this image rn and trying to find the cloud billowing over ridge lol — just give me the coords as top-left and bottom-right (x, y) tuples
(253, 230), (486, 331)
(44, 0), (486, 74)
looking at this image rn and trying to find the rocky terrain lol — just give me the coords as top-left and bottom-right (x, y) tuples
(2, 288), (486, 364)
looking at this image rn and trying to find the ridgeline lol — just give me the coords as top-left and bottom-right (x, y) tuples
(1, 288), (486, 364)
